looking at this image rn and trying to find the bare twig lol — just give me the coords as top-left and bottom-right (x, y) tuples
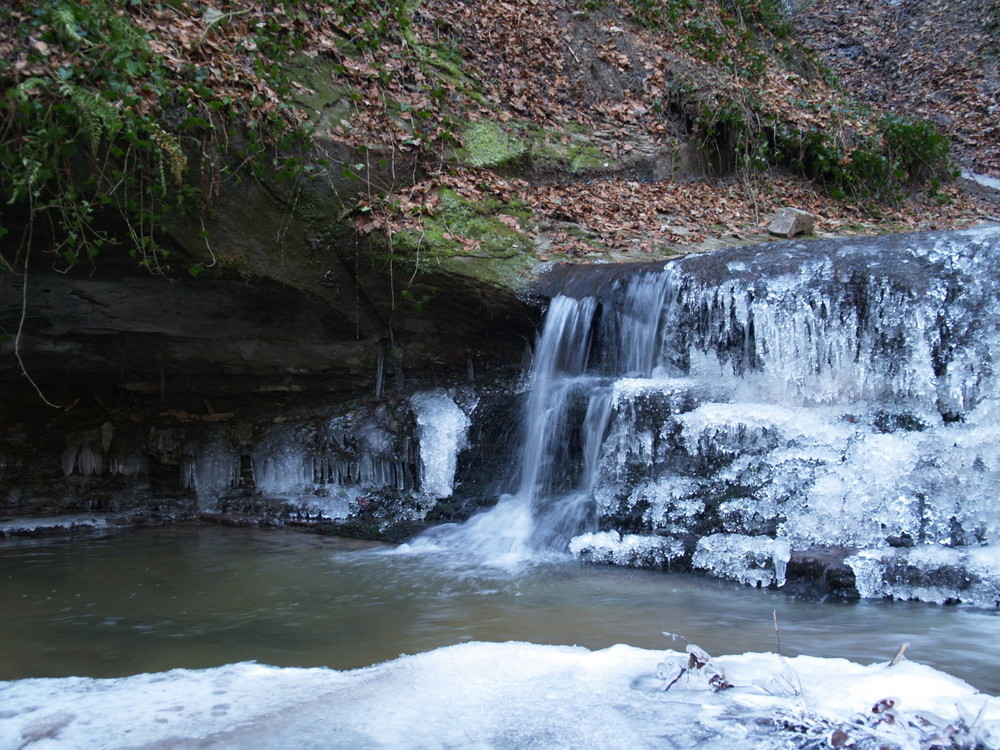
(200, 217), (218, 268)
(887, 642), (909, 667)
(663, 667), (687, 692)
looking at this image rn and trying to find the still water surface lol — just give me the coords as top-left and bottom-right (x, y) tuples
(2, 524), (997, 693)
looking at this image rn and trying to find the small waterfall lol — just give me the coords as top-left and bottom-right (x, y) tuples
(411, 297), (598, 562)
(413, 275), (677, 563)
(417, 226), (1000, 593)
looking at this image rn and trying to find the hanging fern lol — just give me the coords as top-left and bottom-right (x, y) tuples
(59, 83), (124, 154)
(148, 123), (187, 188)
(1, 1), (176, 270)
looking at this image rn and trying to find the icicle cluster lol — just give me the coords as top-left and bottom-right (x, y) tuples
(554, 227), (1000, 603)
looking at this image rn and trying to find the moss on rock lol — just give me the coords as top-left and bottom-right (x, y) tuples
(456, 118), (611, 176)
(383, 188), (539, 288)
(536, 132), (609, 173)
(457, 122), (529, 169)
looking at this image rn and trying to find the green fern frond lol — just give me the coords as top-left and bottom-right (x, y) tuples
(14, 78), (51, 102)
(149, 124), (188, 185)
(16, 155), (44, 201)
(52, 7), (85, 45)
(59, 83), (123, 153)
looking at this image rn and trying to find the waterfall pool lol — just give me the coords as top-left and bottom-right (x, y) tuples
(2, 523), (997, 695)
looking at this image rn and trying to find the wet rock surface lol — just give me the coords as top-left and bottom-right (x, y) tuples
(784, 548), (860, 601)
(0, 248), (537, 404)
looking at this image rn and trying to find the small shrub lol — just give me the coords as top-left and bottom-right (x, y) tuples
(771, 114), (954, 203)
(628, 0), (694, 27)
(722, 0), (794, 38)
(880, 114), (954, 184)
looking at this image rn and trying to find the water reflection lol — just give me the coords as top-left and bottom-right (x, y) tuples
(1, 524), (997, 695)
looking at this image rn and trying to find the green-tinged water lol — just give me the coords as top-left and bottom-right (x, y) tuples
(1, 524), (997, 694)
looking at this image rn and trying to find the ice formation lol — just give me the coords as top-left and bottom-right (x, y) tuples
(0, 514), (112, 536)
(568, 529), (685, 568)
(486, 226), (1000, 604)
(848, 545), (1000, 608)
(59, 424), (145, 478)
(175, 389), (471, 519)
(692, 533), (792, 588)
(411, 389), (470, 501)
(0, 642), (997, 749)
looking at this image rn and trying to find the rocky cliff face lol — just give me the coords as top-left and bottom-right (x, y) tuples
(0, 139), (540, 523)
(0, 256), (534, 526)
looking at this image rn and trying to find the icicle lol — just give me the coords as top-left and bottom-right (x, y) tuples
(78, 444), (101, 475)
(61, 446), (78, 476)
(412, 390), (470, 500)
(180, 458), (195, 489)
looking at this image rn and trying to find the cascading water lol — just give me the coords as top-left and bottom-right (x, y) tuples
(412, 266), (685, 563)
(418, 226), (1000, 604)
(414, 296), (606, 563)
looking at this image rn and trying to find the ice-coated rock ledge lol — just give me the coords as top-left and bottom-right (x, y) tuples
(1, 641), (997, 749)
(849, 544), (1000, 608)
(569, 529), (685, 568)
(0, 514), (113, 537)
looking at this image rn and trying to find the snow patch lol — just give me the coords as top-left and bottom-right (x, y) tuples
(0, 642), (996, 749)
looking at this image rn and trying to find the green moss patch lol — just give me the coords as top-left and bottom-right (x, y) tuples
(457, 122), (529, 169)
(535, 132), (609, 173)
(456, 118), (611, 175)
(388, 189), (537, 287)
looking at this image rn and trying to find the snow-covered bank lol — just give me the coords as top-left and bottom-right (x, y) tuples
(2, 642), (996, 749)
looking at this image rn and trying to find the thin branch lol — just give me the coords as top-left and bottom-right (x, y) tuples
(14, 219), (62, 409)
(200, 216), (218, 268)
(887, 642), (909, 667)
(663, 667), (687, 692)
